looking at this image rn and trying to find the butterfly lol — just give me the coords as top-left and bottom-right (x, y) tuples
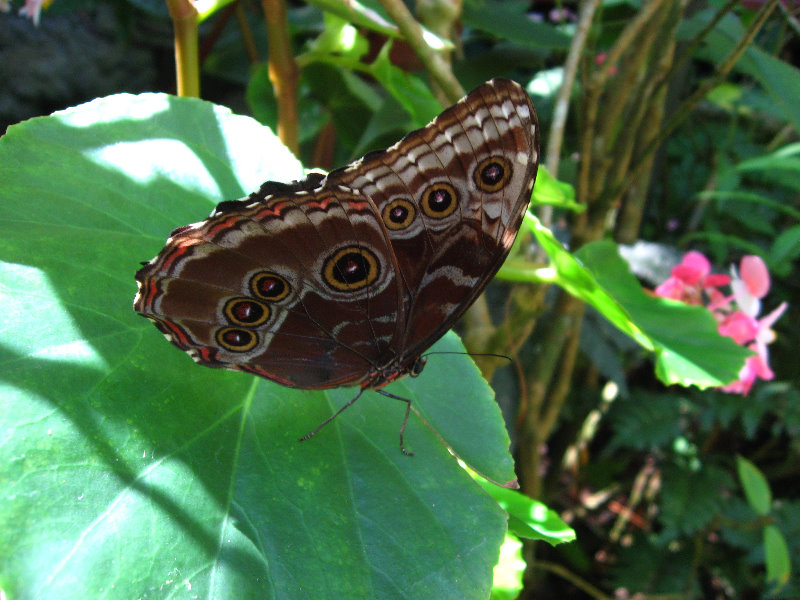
(134, 78), (539, 454)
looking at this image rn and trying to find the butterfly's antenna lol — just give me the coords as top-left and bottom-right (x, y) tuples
(299, 387), (366, 443)
(422, 351), (512, 363)
(376, 389), (415, 456)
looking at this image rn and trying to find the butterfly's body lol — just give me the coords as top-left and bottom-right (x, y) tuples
(134, 79), (539, 401)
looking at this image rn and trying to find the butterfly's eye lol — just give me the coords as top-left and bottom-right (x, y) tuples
(421, 183), (458, 218)
(217, 327), (258, 352)
(382, 199), (416, 230)
(474, 156), (512, 192)
(224, 298), (270, 326)
(250, 272), (291, 301)
(323, 247), (380, 291)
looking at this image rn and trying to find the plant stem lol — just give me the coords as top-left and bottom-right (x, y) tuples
(621, 0), (780, 199)
(236, 1), (262, 64)
(261, 0), (300, 155)
(531, 560), (615, 600)
(377, 0), (464, 102)
(166, 0), (200, 97)
(542, 0), (600, 228)
(416, 0), (461, 102)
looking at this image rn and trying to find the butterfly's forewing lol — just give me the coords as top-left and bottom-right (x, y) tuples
(134, 78), (539, 388)
(327, 78), (539, 360)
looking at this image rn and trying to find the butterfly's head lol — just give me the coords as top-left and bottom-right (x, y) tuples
(408, 357), (427, 378)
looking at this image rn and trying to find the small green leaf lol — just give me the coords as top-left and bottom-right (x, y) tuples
(196, 0), (236, 21)
(530, 167), (582, 212)
(308, 12), (370, 62)
(764, 524), (792, 588)
(476, 481), (576, 546)
(736, 455), (772, 516)
(737, 154), (800, 176)
(463, 0), (571, 49)
(706, 82), (743, 110)
(769, 225), (800, 270)
(369, 41), (443, 126)
(304, 0), (452, 48)
(505, 215), (653, 349)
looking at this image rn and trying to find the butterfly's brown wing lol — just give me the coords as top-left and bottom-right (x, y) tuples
(134, 78), (538, 387)
(326, 78), (539, 363)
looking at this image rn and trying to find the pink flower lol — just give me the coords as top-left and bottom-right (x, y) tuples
(654, 251), (730, 305)
(19, 0), (48, 25)
(718, 265), (786, 395)
(549, 7), (577, 22)
(719, 304), (782, 394)
(655, 251), (786, 396)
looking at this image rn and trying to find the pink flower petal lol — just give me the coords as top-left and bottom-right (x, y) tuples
(705, 273), (731, 288)
(720, 375), (753, 395)
(730, 268), (761, 317)
(749, 351), (774, 380)
(720, 355), (759, 395)
(673, 251), (710, 285)
(754, 302), (787, 356)
(740, 255), (770, 298)
(758, 302), (788, 334)
(707, 290), (733, 312)
(655, 277), (685, 301)
(718, 311), (759, 345)
(19, 0), (44, 25)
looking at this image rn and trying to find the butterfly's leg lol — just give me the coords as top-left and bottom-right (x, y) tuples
(299, 387), (366, 443)
(377, 389), (415, 456)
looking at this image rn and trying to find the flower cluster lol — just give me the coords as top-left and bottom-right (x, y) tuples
(1, 0), (49, 25)
(655, 251), (786, 395)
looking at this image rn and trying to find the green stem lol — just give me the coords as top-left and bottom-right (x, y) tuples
(377, 0), (464, 102)
(166, 0), (200, 97)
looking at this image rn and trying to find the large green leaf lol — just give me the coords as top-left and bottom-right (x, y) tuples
(504, 224), (752, 388)
(577, 241), (753, 388)
(0, 94), (516, 599)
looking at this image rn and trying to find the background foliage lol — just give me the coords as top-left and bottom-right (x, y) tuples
(1, 0), (798, 598)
